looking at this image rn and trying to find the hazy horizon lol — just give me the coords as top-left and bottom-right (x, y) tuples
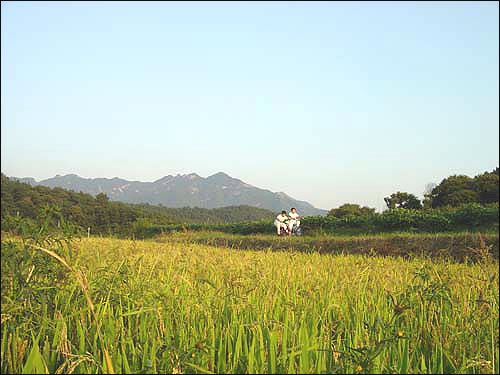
(2, 1), (499, 212)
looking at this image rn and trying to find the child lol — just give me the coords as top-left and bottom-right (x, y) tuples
(274, 210), (289, 235)
(288, 207), (302, 233)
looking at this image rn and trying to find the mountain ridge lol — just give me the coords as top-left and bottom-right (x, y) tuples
(11, 172), (327, 216)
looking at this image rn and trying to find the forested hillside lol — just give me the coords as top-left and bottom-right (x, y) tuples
(1, 174), (275, 235)
(13, 171), (326, 215)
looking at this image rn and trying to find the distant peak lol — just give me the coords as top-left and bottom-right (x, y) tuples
(177, 173), (201, 179)
(154, 175), (174, 183)
(53, 173), (79, 178)
(209, 172), (231, 179)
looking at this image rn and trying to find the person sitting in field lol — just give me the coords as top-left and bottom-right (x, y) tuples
(288, 207), (302, 233)
(274, 210), (289, 235)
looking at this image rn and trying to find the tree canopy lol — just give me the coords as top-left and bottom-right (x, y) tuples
(328, 203), (376, 218)
(426, 168), (499, 208)
(384, 192), (423, 210)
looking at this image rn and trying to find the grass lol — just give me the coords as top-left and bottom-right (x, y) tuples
(1, 235), (499, 374)
(155, 230), (500, 261)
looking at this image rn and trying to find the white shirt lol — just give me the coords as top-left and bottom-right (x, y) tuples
(276, 214), (288, 222)
(289, 212), (300, 220)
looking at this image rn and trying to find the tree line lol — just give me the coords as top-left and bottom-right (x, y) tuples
(133, 204), (498, 238)
(328, 167), (499, 218)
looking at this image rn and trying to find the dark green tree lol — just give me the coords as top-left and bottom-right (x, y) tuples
(473, 170), (499, 204)
(429, 175), (479, 207)
(328, 203), (376, 218)
(384, 192), (422, 209)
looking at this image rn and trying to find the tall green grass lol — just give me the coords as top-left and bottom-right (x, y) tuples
(1, 236), (498, 374)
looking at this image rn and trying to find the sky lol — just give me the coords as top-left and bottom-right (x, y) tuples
(1, 1), (499, 211)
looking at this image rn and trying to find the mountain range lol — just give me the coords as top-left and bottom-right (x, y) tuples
(13, 172), (327, 216)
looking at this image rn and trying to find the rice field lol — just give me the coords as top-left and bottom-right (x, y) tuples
(1, 236), (499, 374)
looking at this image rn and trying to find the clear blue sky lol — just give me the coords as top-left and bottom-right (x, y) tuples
(1, 1), (498, 211)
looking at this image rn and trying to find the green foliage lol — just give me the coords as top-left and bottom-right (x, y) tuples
(328, 203), (376, 218)
(1, 174), (139, 236)
(427, 168), (499, 208)
(430, 175), (477, 207)
(304, 209), (450, 233)
(474, 171), (499, 204)
(130, 204), (499, 238)
(440, 202), (499, 227)
(384, 192), (422, 210)
(1, 209), (81, 336)
(134, 203), (275, 224)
